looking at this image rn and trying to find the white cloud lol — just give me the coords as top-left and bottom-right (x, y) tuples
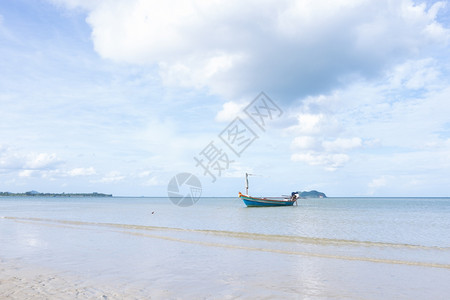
(368, 175), (391, 189)
(289, 54), (450, 176)
(18, 170), (36, 178)
(322, 138), (362, 152)
(2, 0), (449, 196)
(142, 176), (161, 187)
(290, 136), (361, 170)
(291, 136), (319, 150)
(295, 114), (325, 135)
(291, 152), (350, 171)
(0, 149), (22, 170)
(136, 170), (163, 186)
(287, 113), (342, 136)
(366, 174), (431, 196)
(67, 167), (96, 176)
(222, 162), (251, 178)
(386, 58), (441, 90)
(97, 171), (125, 183)
(289, 122), (363, 169)
(137, 170), (152, 178)
(215, 101), (247, 122)
(53, 0), (449, 100)
(0, 147), (62, 171)
(24, 153), (61, 169)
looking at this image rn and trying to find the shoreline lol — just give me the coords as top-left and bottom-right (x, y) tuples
(0, 258), (167, 299)
(2, 197), (449, 299)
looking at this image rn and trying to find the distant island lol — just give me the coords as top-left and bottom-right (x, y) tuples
(297, 190), (327, 198)
(0, 191), (112, 197)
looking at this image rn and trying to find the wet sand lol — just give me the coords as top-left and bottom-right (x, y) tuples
(2, 197), (450, 299)
(0, 259), (164, 299)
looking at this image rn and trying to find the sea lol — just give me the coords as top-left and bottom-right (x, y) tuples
(1, 196), (449, 299)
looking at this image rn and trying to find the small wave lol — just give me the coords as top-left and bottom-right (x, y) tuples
(5, 216), (447, 251)
(4, 216), (450, 269)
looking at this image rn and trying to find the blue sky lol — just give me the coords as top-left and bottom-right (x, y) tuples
(0, 0), (449, 197)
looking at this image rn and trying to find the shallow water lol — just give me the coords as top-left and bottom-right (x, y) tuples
(1, 197), (450, 299)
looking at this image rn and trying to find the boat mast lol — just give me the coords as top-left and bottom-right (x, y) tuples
(245, 173), (254, 195)
(245, 173), (249, 195)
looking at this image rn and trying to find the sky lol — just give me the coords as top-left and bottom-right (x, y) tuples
(0, 0), (449, 197)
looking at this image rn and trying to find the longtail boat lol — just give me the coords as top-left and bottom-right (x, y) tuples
(238, 173), (299, 207)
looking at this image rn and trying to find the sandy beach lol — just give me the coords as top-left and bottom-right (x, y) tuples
(0, 259), (164, 300)
(1, 197), (450, 299)
(1, 259), (109, 299)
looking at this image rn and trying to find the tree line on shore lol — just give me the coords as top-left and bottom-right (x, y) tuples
(0, 191), (112, 197)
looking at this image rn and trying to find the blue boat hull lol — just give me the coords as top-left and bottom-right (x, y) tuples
(239, 193), (296, 207)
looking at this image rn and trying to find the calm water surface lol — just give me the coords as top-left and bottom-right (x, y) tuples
(1, 196), (449, 299)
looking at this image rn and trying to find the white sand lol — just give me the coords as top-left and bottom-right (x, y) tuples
(0, 259), (170, 300)
(2, 212), (450, 299)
